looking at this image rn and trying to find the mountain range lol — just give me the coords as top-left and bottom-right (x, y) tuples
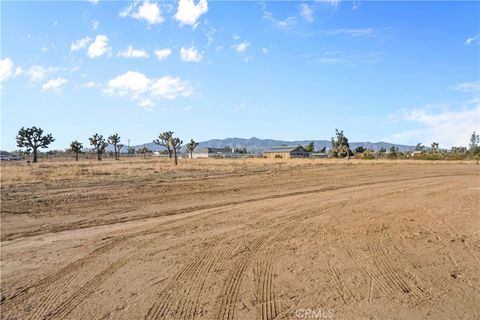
(132, 137), (416, 153)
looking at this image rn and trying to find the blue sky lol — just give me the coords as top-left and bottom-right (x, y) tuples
(1, 0), (479, 150)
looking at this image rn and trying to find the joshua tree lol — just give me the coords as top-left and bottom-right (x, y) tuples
(89, 133), (108, 161)
(127, 146), (136, 154)
(108, 134), (121, 160)
(70, 140), (83, 161)
(185, 139), (199, 159)
(169, 136), (183, 165)
(431, 142), (439, 153)
(137, 146), (151, 159)
(355, 146), (366, 154)
(117, 144), (124, 158)
(415, 143), (425, 152)
(153, 131), (174, 158)
(16, 126), (55, 163)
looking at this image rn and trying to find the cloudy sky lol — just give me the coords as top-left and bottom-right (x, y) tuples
(1, 0), (479, 150)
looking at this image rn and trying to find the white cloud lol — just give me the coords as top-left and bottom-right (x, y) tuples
(92, 20), (100, 30)
(104, 71), (193, 108)
(452, 81), (480, 93)
(89, 0), (99, 4)
(317, 0), (340, 8)
(154, 48), (172, 60)
(117, 46), (149, 58)
(140, 99), (154, 109)
(387, 107), (480, 148)
(465, 33), (480, 46)
(174, 0), (208, 26)
(26, 65), (58, 82)
(120, 1), (164, 25)
(262, 10), (296, 29)
(180, 46), (203, 62)
(150, 76), (193, 99)
(70, 36), (92, 52)
(234, 101), (247, 111)
(87, 35), (110, 58)
(233, 41), (250, 54)
(0, 58), (14, 82)
(205, 27), (216, 47)
(82, 81), (96, 88)
(262, 47), (268, 54)
(302, 50), (382, 65)
(318, 28), (375, 37)
(299, 3), (314, 22)
(14, 66), (23, 77)
(42, 77), (68, 92)
(106, 71), (151, 94)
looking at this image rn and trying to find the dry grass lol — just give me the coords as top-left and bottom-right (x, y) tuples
(1, 157), (476, 186)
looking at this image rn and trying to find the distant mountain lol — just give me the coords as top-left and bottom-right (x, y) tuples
(132, 137), (415, 153)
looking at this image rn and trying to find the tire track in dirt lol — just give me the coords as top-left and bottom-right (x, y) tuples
(315, 224), (358, 305)
(390, 232), (451, 291)
(3, 173), (465, 241)
(0, 236), (130, 313)
(427, 209), (480, 266)
(3, 173), (468, 318)
(215, 219), (305, 320)
(26, 272), (78, 320)
(366, 223), (425, 302)
(214, 235), (272, 320)
(1, 206), (228, 314)
(183, 247), (233, 320)
(32, 235), (188, 320)
(253, 259), (278, 320)
(175, 239), (234, 320)
(340, 225), (397, 302)
(41, 255), (131, 320)
(145, 235), (230, 320)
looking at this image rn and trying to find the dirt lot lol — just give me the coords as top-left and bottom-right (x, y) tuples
(1, 159), (479, 320)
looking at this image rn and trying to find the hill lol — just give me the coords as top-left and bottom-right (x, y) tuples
(133, 137), (415, 153)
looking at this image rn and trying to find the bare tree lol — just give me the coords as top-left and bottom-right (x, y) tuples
(185, 139), (199, 159)
(70, 140), (83, 161)
(89, 133), (108, 161)
(16, 126), (55, 163)
(169, 136), (183, 165)
(153, 131), (174, 158)
(108, 134), (121, 160)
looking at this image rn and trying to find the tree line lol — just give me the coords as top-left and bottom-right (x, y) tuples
(326, 129), (480, 160)
(14, 126), (480, 163)
(15, 127), (199, 164)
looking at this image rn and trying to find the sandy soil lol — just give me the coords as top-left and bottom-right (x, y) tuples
(1, 159), (479, 320)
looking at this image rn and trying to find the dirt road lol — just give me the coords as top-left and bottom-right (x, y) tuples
(1, 160), (479, 319)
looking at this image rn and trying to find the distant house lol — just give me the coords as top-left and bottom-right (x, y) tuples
(0, 151), (21, 161)
(263, 146), (310, 159)
(309, 152), (328, 159)
(411, 150), (423, 159)
(193, 147), (234, 158)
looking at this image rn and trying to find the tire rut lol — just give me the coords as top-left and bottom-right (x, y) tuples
(253, 259), (278, 320)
